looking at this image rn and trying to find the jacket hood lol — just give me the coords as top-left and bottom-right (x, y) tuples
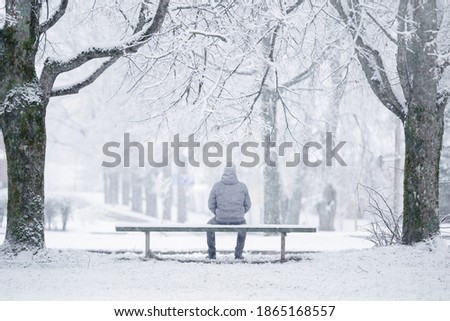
(221, 165), (238, 185)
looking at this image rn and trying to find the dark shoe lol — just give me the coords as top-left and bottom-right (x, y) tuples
(207, 248), (216, 260)
(235, 254), (244, 260)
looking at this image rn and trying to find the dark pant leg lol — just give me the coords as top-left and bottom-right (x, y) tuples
(235, 231), (246, 257)
(235, 219), (247, 257)
(206, 218), (217, 257)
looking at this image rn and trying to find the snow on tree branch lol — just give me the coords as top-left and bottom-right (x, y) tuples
(396, 0), (413, 105)
(40, 0), (170, 97)
(49, 0), (157, 98)
(188, 30), (227, 42)
(285, 0), (305, 15)
(438, 55), (450, 76)
(280, 62), (316, 89)
(437, 90), (449, 112)
(364, 10), (397, 45)
(330, 0), (406, 121)
(238, 23), (280, 129)
(39, 0), (69, 35)
(50, 57), (119, 97)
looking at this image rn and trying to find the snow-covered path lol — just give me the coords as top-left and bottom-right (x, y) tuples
(1, 239), (449, 300)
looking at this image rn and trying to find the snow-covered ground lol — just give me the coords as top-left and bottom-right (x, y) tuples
(1, 239), (449, 300)
(1, 194), (450, 300)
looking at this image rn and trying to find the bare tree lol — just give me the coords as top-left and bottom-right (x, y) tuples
(0, 0), (170, 252)
(330, 0), (450, 244)
(358, 184), (402, 246)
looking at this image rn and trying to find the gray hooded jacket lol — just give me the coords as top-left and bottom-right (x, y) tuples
(208, 166), (251, 223)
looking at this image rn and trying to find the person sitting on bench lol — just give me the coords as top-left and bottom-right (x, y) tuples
(207, 164), (252, 260)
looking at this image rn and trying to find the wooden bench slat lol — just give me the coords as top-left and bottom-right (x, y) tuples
(115, 224), (317, 261)
(115, 224), (317, 233)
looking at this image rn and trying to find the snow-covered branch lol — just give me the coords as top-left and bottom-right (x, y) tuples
(50, 57), (119, 97)
(281, 61), (316, 89)
(239, 23), (280, 127)
(285, 0), (306, 14)
(330, 0), (406, 121)
(396, 0), (412, 104)
(438, 56), (450, 76)
(40, 0), (170, 97)
(365, 10), (397, 45)
(437, 90), (449, 112)
(188, 30), (227, 42)
(39, 0), (69, 34)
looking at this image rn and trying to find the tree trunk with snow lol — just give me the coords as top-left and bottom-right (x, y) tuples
(1, 86), (47, 252)
(1, 96), (47, 250)
(322, 39), (346, 230)
(0, 1), (46, 252)
(402, 99), (444, 242)
(400, 0), (444, 243)
(262, 89), (281, 225)
(260, 21), (281, 225)
(0, 0), (169, 252)
(331, 0), (448, 244)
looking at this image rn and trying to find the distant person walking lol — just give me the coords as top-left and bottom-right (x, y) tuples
(207, 164), (251, 260)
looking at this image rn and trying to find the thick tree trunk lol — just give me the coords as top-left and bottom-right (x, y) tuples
(330, 0), (446, 243)
(1, 82), (46, 252)
(401, 0), (444, 244)
(0, 0), (169, 253)
(0, 0), (45, 252)
(259, 14), (281, 225)
(402, 109), (444, 243)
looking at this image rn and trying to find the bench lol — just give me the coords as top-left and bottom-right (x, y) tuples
(115, 224), (317, 261)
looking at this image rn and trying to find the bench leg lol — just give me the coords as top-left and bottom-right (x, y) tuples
(281, 232), (286, 262)
(145, 231), (151, 259)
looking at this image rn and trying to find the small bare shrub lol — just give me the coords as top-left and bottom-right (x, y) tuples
(357, 184), (402, 246)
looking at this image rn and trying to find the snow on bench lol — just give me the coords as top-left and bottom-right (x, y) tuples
(115, 224), (317, 261)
